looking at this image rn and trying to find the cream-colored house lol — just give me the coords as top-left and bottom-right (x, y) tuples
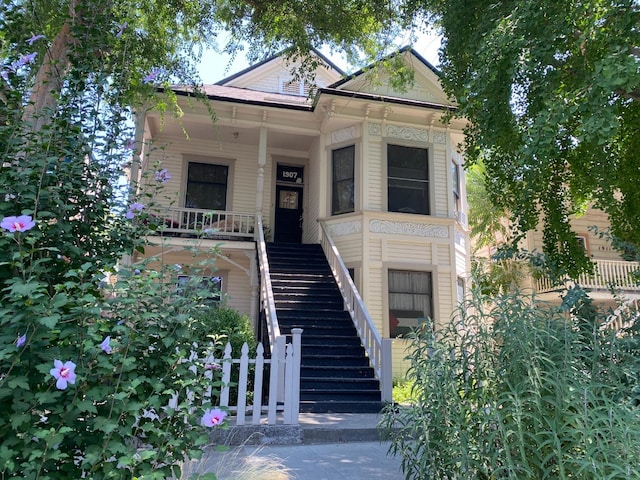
(528, 207), (640, 315)
(476, 205), (640, 323)
(132, 47), (470, 411)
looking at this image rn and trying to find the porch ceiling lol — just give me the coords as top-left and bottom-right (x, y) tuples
(148, 117), (316, 152)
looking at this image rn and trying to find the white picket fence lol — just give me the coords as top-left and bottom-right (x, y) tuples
(198, 328), (303, 426)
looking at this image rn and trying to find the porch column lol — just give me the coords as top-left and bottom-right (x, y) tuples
(256, 126), (268, 213)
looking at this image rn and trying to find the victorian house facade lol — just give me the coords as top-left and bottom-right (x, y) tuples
(131, 48), (470, 411)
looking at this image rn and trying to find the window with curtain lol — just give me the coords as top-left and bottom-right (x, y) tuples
(185, 162), (228, 210)
(387, 144), (429, 214)
(332, 145), (355, 215)
(388, 270), (433, 338)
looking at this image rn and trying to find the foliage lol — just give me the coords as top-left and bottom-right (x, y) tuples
(381, 286), (640, 479)
(0, 8), (234, 477)
(195, 308), (257, 358)
(406, 0), (640, 276)
(466, 160), (511, 252)
(392, 377), (418, 405)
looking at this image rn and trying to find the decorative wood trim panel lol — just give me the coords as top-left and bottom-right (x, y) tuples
(369, 219), (449, 238)
(432, 131), (446, 144)
(386, 125), (429, 142)
(330, 126), (358, 145)
(327, 221), (362, 237)
(368, 122), (382, 137)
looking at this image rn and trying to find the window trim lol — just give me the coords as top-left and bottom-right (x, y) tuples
(182, 155), (235, 211)
(383, 140), (433, 216)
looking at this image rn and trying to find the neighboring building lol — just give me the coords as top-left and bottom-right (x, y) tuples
(527, 207), (640, 314)
(131, 46), (470, 406)
(475, 205), (640, 320)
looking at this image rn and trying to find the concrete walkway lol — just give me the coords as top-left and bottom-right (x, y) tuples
(186, 441), (404, 480)
(184, 413), (406, 479)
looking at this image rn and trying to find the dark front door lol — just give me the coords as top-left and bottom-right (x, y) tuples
(274, 185), (303, 243)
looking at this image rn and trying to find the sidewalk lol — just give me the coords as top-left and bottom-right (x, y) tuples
(184, 413), (405, 479)
(185, 441), (403, 480)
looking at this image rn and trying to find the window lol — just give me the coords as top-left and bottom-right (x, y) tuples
(177, 275), (222, 306)
(387, 144), (429, 215)
(332, 145), (355, 215)
(185, 162), (228, 210)
(576, 235), (589, 255)
(388, 270), (433, 338)
(457, 277), (466, 305)
(452, 161), (461, 213)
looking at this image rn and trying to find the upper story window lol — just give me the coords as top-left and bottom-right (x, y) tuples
(387, 144), (429, 215)
(332, 145), (355, 215)
(185, 162), (228, 210)
(452, 161), (461, 213)
(388, 269), (433, 338)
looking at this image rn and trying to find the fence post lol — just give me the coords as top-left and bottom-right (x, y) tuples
(220, 343), (232, 407)
(381, 338), (393, 403)
(290, 328), (303, 424)
(267, 338), (281, 424)
(283, 343), (294, 424)
(276, 335), (286, 403)
(236, 343), (250, 426)
(252, 343), (265, 425)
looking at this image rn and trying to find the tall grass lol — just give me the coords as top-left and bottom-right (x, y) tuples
(381, 286), (640, 479)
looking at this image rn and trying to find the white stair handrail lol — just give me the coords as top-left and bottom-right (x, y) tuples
(318, 221), (393, 402)
(256, 213), (280, 351)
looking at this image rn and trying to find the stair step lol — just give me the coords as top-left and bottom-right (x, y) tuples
(301, 378), (380, 390)
(300, 389), (382, 402)
(302, 345), (365, 356)
(281, 327), (356, 337)
(299, 401), (384, 414)
(280, 325), (355, 335)
(275, 302), (346, 311)
(299, 335), (362, 346)
(302, 355), (371, 367)
(273, 293), (344, 303)
(300, 366), (375, 378)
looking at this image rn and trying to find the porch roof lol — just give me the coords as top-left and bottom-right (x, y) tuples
(168, 85), (457, 113)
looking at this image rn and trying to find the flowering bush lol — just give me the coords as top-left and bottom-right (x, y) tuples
(0, 11), (226, 480)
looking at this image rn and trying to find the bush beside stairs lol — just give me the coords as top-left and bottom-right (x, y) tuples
(266, 243), (384, 414)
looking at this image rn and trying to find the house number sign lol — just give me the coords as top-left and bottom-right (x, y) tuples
(276, 165), (304, 184)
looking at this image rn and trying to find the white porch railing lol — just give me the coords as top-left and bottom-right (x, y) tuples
(601, 299), (640, 332)
(153, 207), (256, 238)
(536, 259), (640, 294)
(319, 221), (393, 402)
(176, 331), (302, 426)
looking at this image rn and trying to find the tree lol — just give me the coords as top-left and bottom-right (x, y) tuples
(403, 0), (640, 276)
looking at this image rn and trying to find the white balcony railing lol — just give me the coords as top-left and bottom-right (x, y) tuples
(152, 207), (256, 239)
(319, 221), (393, 402)
(536, 259), (640, 294)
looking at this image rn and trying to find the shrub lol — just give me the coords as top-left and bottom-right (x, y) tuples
(195, 307), (257, 357)
(381, 286), (640, 479)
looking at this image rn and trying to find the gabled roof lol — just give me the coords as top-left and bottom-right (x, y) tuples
(215, 48), (344, 86)
(328, 46), (440, 89)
